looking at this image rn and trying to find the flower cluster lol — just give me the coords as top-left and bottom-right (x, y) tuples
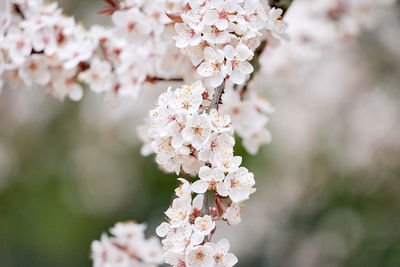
(0, 0), (289, 266)
(0, 0), (94, 100)
(220, 86), (274, 155)
(83, 0), (192, 103)
(91, 221), (164, 267)
(156, 181), (240, 267)
(0, 0), (193, 102)
(173, 0), (287, 87)
(139, 81), (255, 266)
(142, 81), (233, 175)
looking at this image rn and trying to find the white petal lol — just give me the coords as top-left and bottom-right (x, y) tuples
(68, 85), (83, 102)
(197, 61), (214, 77)
(191, 180), (208, 193)
(216, 182), (229, 197)
(191, 231), (205, 246)
(230, 70), (245, 85)
(182, 126), (194, 141)
(172, 134), (184, 148)
(156, 222), (170, 237)
(240, 61), (254, 75)
(216, 19), (228, 30)
(209, 71), (225, 87)
(223, 252), (238, 266)
(199, 166), (212, 180)
(193, 194), (204, 210)
(223, 45), (235, 60)
(203, 9), (218, 25)
(236, 43), (253, 61)
(204, 47), (217, 63)
(217, 239), (230, 252)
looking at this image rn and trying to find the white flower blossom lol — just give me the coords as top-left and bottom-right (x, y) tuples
(197, 46), (226, 87)
(207, 239), (238, 267)
(225, 167), (256, 202)
(193, 215), (215, 236)
(182, 112), (212, 150)
(223, 202), (242, 226)
(91, 222), (164, 267)
(78, 57), (113, 93)
(185, 245), (216, 267)
(192, 166), (229, 197)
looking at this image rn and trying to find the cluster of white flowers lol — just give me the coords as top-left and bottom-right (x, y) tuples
(91, 221), (164, 267)
(0, 0), (94, 100)
(0, 0), (289, 266)
(220, 86), (274, 155)
(173, 0), (287, 87)
(138, 81), (256, 266)
(0, 0), (194, 102)
(156, 182), (241, 267)
(141, 81), (226, 174)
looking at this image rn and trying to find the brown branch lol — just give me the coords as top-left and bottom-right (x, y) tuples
(201, 0), (294, 217)
(201, 191), (210, 216)
(13, 4), (25, 19)
(209, 81), (226, 110)
(145, 76), (184, 84)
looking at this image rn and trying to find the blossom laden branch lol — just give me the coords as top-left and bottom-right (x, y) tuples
(0, 0), (191, 102)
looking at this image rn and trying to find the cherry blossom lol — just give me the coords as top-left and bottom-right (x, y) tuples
(173, 0), (287, 86)
(225, 167), (256, 203)
(78, 57), (113, 93)
(0, 1), (317, 266)
(223, 202), (243, 226)
(91, 221), (164, 267)
(207, 239), (238, 267)
(185, 244), (216, 267)
(182, 112), (212, 150)
(193, 215), (215, 236)
(191, 166), (228, 197)
(197, 46), (226, 87)
(224, 44), (254, 85)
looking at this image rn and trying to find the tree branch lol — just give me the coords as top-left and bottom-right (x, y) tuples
(201, 0), (294, 216)
(240, 1), (294, 98)
(210, 81), (226, 110)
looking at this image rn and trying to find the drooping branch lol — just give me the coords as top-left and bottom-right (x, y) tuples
(240, 1), (294, 98)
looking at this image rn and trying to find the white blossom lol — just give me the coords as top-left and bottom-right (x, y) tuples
(182, 112), (212, 150)
(185, 245), (216, 267)
(207, 239), (238, 267)
(91, 222), (164, 267)
(191, 166), (228, 197)
(78, 57), (113, 93)
(225, 167), (256, 202)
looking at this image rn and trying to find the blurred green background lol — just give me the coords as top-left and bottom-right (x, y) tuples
(1, 1), (400, 267)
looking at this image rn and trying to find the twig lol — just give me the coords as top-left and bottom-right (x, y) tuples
(210, 81), (226, 110)
(241, 40), (267, 99)
(13, 4), (25, 19)
(201, 0), (294, 217)
(145, 76), (184, 83)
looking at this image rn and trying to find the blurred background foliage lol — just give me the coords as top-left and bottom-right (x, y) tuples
(1, 0), (400, 267)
